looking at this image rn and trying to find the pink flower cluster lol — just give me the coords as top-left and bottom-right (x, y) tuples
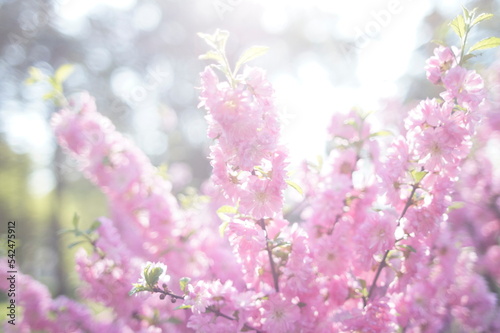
(202, 66), (288, 219)
(0, 258), (115, 332)
(2, 30), (500, 333)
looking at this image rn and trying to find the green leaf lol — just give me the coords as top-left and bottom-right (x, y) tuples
(234, 46), (269, 75)
(217, 205), (238, 215)
(461, 53), (476, 63)
(387, 249), (400, 260)
(410, 170), (427, 183)
(54, 64), (74, 84)
(369, 130), (393, 138)
(447, 201), (465, 212)
(344, 118), (358, 128)
(24, 78), (37, 85)
(216, 206), (237, 232)
(468, 37), (500, 53)
(68, 240), (86, 249)
(174, 305), (192, 310)
(397, 244), (417, 253)
(471, 13), (494, 26)
(145, 266), (164, 287)
(25, 67), (45, 85)
(461, 6), (471, 21)
(43, 91), (57, 100)
(179, 277), (191, 293)
(58, 228), (75, 235)
(129, 284), (149, 296)
(286, 180), (303, 196)
(197, 32), (217, 49)
(199, 50), (224, 64)
(87, 220), (101, 234)
(198, 30), (230, 52)
(357, 279), (368, 297)
(214, 30), (230, 51)
(219, 220), (230, 237)
(49, 77), (62, 92)
(167, 317), (183, 324)
(157, 163), (169, 179)
(450, 14), (467, 39)
(72, 213), (80, 230)
(315, 155), (323, 171)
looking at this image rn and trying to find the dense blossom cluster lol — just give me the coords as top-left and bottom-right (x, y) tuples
(2, 14), (500, 333)
(202, 65), (288, 220)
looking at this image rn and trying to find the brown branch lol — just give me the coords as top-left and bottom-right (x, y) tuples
(152, 287), (185, 300)
(364, 183), (419, 306)
(150, 288), (263, 332)
(208, 307), (263, 333)
(258, 218), (280, 292)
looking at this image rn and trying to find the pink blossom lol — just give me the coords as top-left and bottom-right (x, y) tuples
(425, 46), (456, 84)
(311, 226), (351, 276)
(199, 67), (221, 109)
(340, 299), (397, 333)
(185, 281), (212, 314)
(411, 120), (469, 174)
(261, 293), (300, 333)
(187, 313), (238, 333)
(0, 264), (52, 330)
(239, 178), (283, 219)
(243, 66), (274, 101)
(281, 224), (314, 293)
(377, 136), (410, 206)
(355, 212), (396, 265)
(442, 66), (486, 109)
(404, 98), (443, 130)
(226, 218), (268, 288)
(328, 109), (370, 140)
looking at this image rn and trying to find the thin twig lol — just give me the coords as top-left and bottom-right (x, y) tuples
(208, 307), (263, 333)
(366, 250), (390, 301)
(364, 183), (419, 306)
(150, 289), (263, 332)
(258, 218), (280, 292)
(152, 287), (185, 300)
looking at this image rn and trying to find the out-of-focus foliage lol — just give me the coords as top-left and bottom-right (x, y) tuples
(0, 140), (33, 261)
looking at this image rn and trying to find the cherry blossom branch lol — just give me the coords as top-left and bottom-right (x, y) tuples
(364, 183), (419, 306)
(327, 196), (351, 235)
(398, 184), (419, 223)
(150, 286), (263, 332)
(207, 306), (263, 333)
(152, 286), (185, 302)
(258, 218), (280, 292)
(365, 251), (390, 306)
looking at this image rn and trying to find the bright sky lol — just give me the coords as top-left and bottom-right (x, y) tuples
(273, 0), (436, 165)
(55, 0), (137, 19)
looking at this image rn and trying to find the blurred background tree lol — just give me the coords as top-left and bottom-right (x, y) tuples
(0, 0), (499, 298)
